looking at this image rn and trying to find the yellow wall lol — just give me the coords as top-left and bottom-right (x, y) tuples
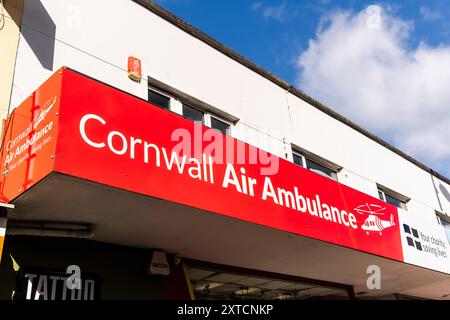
(0, 0), (24, 122)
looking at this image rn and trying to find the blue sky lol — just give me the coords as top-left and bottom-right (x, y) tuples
(157, 0), (450, 83)
(157, 0), (450, 177)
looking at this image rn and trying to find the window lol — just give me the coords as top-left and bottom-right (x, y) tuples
(306, 159), (337, 180)
(378, 188), (408, 210)
(186, 264), (351, 300)
(292, 153), (304, 167)
(181, 104), (232, 136)
(182, 104), (204, 124)
(378, 190), (384, 200)
(292, 151), (337, 181)
(437, 213), (450, 244)
(148, 78), (237, 136)
(210, 116), (231, 136)
(148, 89), (170, 110)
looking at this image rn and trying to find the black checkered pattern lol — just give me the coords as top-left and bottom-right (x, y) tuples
(403, 224), (422, 251)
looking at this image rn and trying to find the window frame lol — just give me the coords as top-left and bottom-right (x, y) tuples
(180, 102), (233, 136)
(436, 211), (450, 226)
(148, 86), (172, 110)
(291, 150), (338, 181)
(182, 103), (205, 125)
(147, 75), (239, 129)
(436, 211), (450, 244)
(377, 187), (408, 211)
(205, 113), (233, 136)
(292, 152), (305, 168)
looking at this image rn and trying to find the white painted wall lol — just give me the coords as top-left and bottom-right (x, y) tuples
(10, 0), (450, 247)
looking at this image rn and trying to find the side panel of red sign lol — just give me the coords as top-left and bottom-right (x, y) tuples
(0, 71), (62, 203)
(54, 69), (403, 261)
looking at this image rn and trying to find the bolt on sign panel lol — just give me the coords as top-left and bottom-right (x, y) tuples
(58, 68), (402, 261)
(3, 67), (448, 273)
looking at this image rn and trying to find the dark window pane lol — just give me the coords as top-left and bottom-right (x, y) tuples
(305, 159), (336, 180)
(378, 191), (384, 201)
(148, 89), (170, 109)
(384, 193), (405, 209)
(439, 217), (450, 243)
(440, 217), (450, 227)
(211, 117), (230, 135)
(183, 104), (204, 124)
(293, 154), (303, 167)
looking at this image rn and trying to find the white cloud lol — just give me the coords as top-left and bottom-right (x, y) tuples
(419, 6), (443, 21)
(252, 1), (287, 22)
(296, 7), (450, 173)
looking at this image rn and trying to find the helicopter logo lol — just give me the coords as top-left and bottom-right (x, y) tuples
(355, 203), (396, 235)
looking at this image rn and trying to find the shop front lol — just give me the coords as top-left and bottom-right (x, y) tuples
(0, 236), (167, 300)
(0, 68), (449, 300)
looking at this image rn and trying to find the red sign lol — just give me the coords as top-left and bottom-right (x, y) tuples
(0, 68), (404, 262)
(0, 71), (61, 202)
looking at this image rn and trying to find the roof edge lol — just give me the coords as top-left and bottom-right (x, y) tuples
(132, 0), (450, 186)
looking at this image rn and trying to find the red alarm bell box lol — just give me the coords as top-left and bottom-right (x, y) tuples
(127, 56), (142, 82)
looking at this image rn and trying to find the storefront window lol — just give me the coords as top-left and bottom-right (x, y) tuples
(187, 265), (350, 300)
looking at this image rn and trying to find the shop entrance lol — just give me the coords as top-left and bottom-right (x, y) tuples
(184, 260), (354, 300)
